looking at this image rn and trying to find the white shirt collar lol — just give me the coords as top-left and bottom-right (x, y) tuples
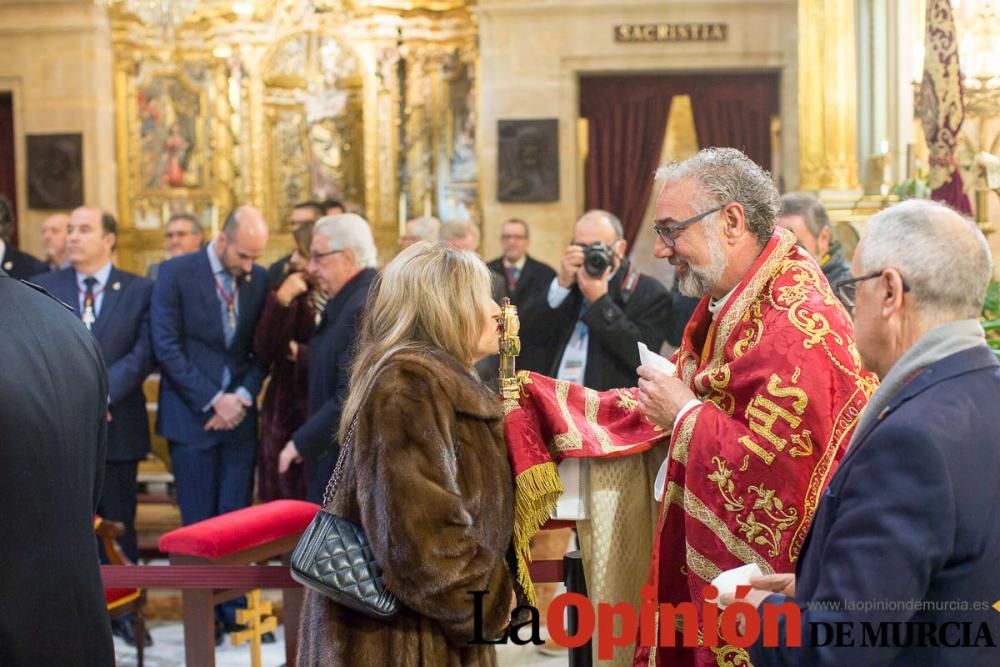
(76, 262), (113, 290)
(708, 285), (737, 318)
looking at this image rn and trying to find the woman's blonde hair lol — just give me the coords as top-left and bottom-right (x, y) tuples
(338, 241), (494, 442)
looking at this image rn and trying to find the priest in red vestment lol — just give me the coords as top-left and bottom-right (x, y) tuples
(502, 148), (875, 667)
(633, 148), (876, 666)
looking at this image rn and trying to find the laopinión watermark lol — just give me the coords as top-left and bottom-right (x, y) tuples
(468, 586), (999, 658)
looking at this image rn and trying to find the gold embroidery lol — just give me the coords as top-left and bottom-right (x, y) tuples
(583, 387), (616, 453)
(789, 429), (815, 458)
(706, 462), (800, 559)
(708, 457), (744, 512)
(686, 541), (722, 583)
(615, 388), (638, 411)
(739, 372), (809, 464)
(671, 482), (774, 574)
(737, 483), (800, 558)
(789, 386), (866, 560)
(712, 644), (752, 666)
(552, 380), (583, 452)
(670, 405), (699, 465)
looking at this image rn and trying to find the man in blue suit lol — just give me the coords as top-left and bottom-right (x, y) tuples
(151, 205), (269, 527)
(276, 213), (377, 502)
(33, 206), (155, 646)
(35, 207), (154, 555)
(736, 200), (1000, 666)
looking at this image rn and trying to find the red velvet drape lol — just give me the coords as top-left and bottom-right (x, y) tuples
(0, 93), (16, 246)
(580, 73), (779, 251)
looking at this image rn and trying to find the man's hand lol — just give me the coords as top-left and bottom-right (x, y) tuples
(637, 365), (696, 430)
(276, 272), (309, 307)
(577, 266), (610, 304)
(557, 244), (585, 288)
(287, 340), (299, 362)
(718, 574), (796, 609)
(278, 440), (302, 473)
(211, 392), (249, 430)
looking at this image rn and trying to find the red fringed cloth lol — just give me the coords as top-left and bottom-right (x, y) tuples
(504, 373), (667, 601)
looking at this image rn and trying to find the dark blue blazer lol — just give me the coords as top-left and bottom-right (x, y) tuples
(3, 244), (47, 281)
(33, 266), (154, 461)
(750, 345), (1000, 667)
(151, 247), (267, 447)
(292, 268), (375, 462)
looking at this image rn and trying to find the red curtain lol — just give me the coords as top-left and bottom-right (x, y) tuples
(0, 93), (16, 246)
(580, 73), (779, 251)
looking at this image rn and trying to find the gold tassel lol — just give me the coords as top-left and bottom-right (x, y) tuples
(512, 462), (564, 606)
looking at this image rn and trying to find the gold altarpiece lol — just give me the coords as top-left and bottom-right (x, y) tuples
(105, 0), (478, 273)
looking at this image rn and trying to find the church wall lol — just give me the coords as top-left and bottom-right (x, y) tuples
(477, 0), (798, 267)
(0, 0), (116, 258)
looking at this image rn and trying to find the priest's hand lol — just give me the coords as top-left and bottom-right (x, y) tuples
(637, 365), (695, 430)
(279, 440), (302, 473)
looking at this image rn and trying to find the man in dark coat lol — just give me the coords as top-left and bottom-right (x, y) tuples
(33, 208), (154, 561)
(743, 200), (1000, 667)
(0, 194), (47, 280)
(486, 217), (557, 373)
(278, 213), (377, 502)
(524, 209), (672, 390)
(0, 267), (115, 666)
(777, 192), (852, 306)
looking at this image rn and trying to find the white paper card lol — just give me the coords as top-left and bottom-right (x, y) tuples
(638, 342), (676, 376)
(709, 563), (763, 609)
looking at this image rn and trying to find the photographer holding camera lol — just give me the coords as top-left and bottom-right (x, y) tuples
(533, 209), (672, 390)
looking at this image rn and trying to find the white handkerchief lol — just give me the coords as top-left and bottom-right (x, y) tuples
(638, 342), (676, 376)
(709, 563), (763, 609)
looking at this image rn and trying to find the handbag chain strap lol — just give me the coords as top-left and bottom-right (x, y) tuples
(321, 415), (358, 509)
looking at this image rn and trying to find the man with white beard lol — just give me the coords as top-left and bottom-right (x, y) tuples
(632, 147), (875, 667)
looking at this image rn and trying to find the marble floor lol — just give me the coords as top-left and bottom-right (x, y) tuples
(112, 622), (568, 667)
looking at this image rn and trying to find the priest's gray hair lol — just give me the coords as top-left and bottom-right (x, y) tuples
(861, 199), (992, 320)
(655, 147), (780, 247)
(314, 213), (378, 269)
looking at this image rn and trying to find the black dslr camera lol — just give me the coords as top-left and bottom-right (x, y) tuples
(575, 242), (615, 278)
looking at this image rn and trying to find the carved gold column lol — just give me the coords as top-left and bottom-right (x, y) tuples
(798, 0), (860, 191)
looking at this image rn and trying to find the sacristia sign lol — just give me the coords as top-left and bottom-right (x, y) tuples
(614, 23), (728, 43)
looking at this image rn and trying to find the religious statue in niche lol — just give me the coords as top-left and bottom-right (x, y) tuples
(137, 75), (205, 190)
(497, 119), (559, 202)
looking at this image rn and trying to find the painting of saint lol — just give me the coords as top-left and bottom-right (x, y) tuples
(137, 77), (203, 190)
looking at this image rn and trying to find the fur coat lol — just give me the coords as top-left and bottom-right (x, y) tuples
(297, 347), (515, 667)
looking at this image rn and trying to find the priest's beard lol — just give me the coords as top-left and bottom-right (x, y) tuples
(676, 229), (727, 297)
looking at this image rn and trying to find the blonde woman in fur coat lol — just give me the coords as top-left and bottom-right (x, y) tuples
(297, 241), (515, 666)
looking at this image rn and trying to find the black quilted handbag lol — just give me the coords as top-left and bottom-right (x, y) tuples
(289, 417), (399, 619)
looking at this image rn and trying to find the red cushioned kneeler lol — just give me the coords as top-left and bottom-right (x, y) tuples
(157, 499), (320, 667)
(158, 499), (319, 558)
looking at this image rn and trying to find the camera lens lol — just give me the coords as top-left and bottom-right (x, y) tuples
(583, 243), (612, 277)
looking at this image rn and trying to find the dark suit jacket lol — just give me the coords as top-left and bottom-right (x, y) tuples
(266, 252), (294, 291)
(486, 255), (557, 373)
(293, 268), (376, 462)
(34, 267), (155, 461)
(750, 345), (1000, 667)
(521, 262), (672, 391)
(151, 247), (267, 447)
(0, 268), (115, 666)
(2, 244), (47, 280)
